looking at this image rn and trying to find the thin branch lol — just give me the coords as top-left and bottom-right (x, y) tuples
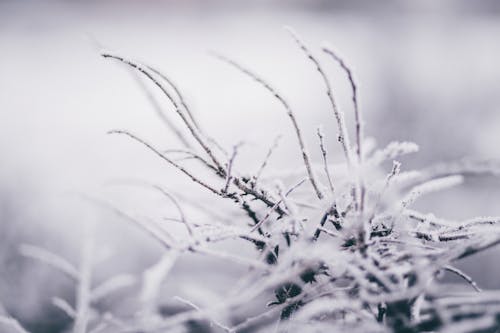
(77, 194), (175, 249)
(19, 244), (79, 281)
(368, 160), (401, 225)
(454, 237), (500, 261)
(108, 129), (221, 195)
(313, 203), (341, 240)
(284, 27), (353, 169)
(453, 216), (500, 232)
(276, 182), (298, 217)
(211, 51), (323, 200)
(368, 141), (419, 167)
(104, 180), (220, 241)
(317, 126), (335, 194)
(163, 149), (218, 172)
(317, 226), (341, 238)
(232, 178), (284, 215)
(330, 46), (366, 213)
(173, 296), (231, 332)
(150, 184), (194, 237)
(102, 53), (225, 174)
(404, 209), (454, 228)
(109, 133), (280, 223)
(413, 231), (470, 242)
(229, 307), (280, 333)
(322, 44), (363, 165)
(168, 188), (235, 223)
(296, 37), (366, 211)
(250, 179), (306, 232)
(444, 265), (482, 292)
(91, 274), (136, 302)
(131, 72), (192, 148)
(253, 135), (282, 185)
(223, 143), (243, 194)
(146, 65), (202, 132)
(149, 64), (228, 161)
(401, 175), (464, 209)
(52, 297), (76, 319)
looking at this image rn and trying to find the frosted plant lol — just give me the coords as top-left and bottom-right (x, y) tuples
(95, 28), (500, 332)
(6, 28), (500, 333)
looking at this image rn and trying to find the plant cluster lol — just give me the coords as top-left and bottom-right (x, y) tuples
(2, 28), (500, 333)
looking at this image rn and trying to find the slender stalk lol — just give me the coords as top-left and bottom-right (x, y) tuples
(109, 130), (222, 195)
(317, 126), (335, 194)
(131, 72), (192, 148)
(322, 45), (365, 211)
(102, 53), (225, 174)
(285, 27), (353, 169)
(212, 52), (324, 200)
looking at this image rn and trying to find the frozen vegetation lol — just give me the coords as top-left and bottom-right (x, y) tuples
(2, 28), (500, 333)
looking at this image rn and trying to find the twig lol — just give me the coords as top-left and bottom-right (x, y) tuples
(454, 237), (500, 261)
(150, 184), (194, 237)
(211, 51), (323, 200)
(19, 244), (79, 281)
(413, 231), (470, 242)
(145, 67), (229, 166)
(77, 194), (176, 249)
(223, 143), (243, 194)
(316, 126), (335, 194)
(276, 182), (298, 217)
(108, 130), (222, 195)
(52, 297), (76, 319)
(146, 65), (202, 132)
(131, 72), (192, 148)
(102, 53), (225, 174)
(401, 175), (464, 209)
(163, 149), (218, 172)
(173, 296), (232, 332)
(313, 203), (340, 240)
(453, 216), (500, 232)
(321, 44), (363, 164)
(368, 160), (401, 225)
(253, 135), (282, 185)
(317, 226), (341, 238)
(285, 27), (353, 169)
(250, 179), (306, 232)
(231, 178), (284, 215)
(368, 141), (419, 167)
(109, 130), (283, 216)
(443, 265), (482, 292)
(321, 43), (367, 213)
(229, 307), (281, 333)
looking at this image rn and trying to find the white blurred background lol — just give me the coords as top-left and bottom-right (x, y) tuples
(1, 1), (500, 331)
